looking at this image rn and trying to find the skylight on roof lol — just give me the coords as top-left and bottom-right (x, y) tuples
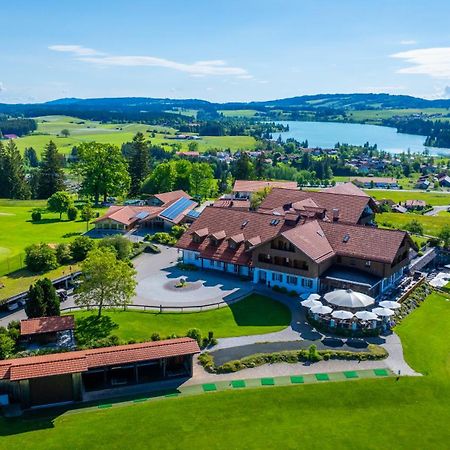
(270, 219), (280, 226)
(343, 234), (350, 243)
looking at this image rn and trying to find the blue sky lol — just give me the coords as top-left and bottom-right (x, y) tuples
(1, 0), (449, 103)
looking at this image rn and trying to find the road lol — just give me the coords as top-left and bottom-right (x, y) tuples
(424, 205), (450, 216)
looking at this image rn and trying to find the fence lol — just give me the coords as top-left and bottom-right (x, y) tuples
(0, 253), (26, 277)
(60, 290), (251, 314)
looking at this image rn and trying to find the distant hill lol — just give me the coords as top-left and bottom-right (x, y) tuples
(1, 93), (450, 118)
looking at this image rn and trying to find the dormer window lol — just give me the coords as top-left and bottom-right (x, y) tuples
(192, 227), (209, 243)
(209, 230), (226, 246)
(228, 233), (244, 250)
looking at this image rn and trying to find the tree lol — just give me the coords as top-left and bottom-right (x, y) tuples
(0, 140), (30, 199)
(25, 278), (60, 318)
(38, 140), (65, 198)
(189, 162), (216, 199)
(250, 187), (272, 210)
(81, 204), (95, 231)
(75, 248), (137, 317)
(70, 236), (95, 262)
(24, 147), (39, 167)
(0, 334), (15, 360)
(25, 243), (58, 272)
(74, 142), (130, 205)
(67, 206), (78, 221)
(141, 162), (176, 194)
(173, 159), (192, 191)
(405, 219), (424, 236)
(47, 191), (74, 220)
(98, 235), (132, 260)
(438, 224), (450, 248)
(60, 129), (70, 138)
(55, 243), (72, 265)
(232, 152), (255, 180)
(128, 132), (150, 196)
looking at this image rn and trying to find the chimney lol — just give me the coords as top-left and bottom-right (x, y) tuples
(332, 208), (340, 221)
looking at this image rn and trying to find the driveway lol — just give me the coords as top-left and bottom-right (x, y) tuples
(424, 205), (450, 216)
(133, 246), (253, 307)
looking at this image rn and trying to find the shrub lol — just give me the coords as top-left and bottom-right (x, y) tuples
(272, 285), (288, 294)
(0, 334), (15, 360)
(67, 206), (78, 221)
(70, 236), (95, 261)
(171, 224), (188, 239)
(98, 235), (131, 260)
(176, 262), (198, 271)
(198, 352), (215, 372)
(308, 344), (322, 362)
(55, 243), (72, 265)
(31, 209), (42, 222)
(186, 328), (202, 346)
(25, 243), (58, 272)
(149, 232), (177, 246)
(151, 332), (161, 341)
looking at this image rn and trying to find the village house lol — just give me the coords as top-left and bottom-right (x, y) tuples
(350, 177), (398, 189)
(94, 190), (198, 232)
(177, 183), (413, 298)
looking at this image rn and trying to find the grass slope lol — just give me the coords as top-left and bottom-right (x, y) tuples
(1, 292), (449, 449)
(366, 190), (450, 206)
(71, 294), (292, 341)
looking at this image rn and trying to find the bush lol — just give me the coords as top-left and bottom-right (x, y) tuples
(25, 243), (58, 272)
(198, 352), (215, 372)
(149, 232), (177, 246)
(308, 344), (322, 362)
(31, 209), (42, 222)
(55, 243), (72, 265)
(171, 225), (188, 239)
(151, 332), (161, 341)
(67, 206), (78, 221)
(0, 334), (15, 360)
(272, 285), (288, 294)
(70, 236), (95, 261)
(186, 328), (202, 346)
(176, 262), (198, 271)
(98, 235), (131, 260)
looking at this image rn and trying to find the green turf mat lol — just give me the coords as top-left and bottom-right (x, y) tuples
(133, 398), (149, 403)
(290, 376), (304, 384)
(231, 380), (246, 388)
(98, 404), (112, 409)
(261, 378), (275, 386)
(343, 371), (359, 379)
(202, 383), (217, 392)
(374, 369), (389, 376)
(315, 373), (330, 381)
(165, 392), (180, 397)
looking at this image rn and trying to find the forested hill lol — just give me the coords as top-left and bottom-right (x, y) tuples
(1, 93), (450, 116)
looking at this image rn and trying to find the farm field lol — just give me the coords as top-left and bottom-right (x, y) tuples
(0, 199), (103, 276)
(218, 109), (259, 117)
(377, 212), (450, 236)
(366, 189), (450, 205)
(11, 115), (257, 156)
(1, 292), (448, 449)
(347, 108), (450, 123)
(69, 294), (292, 342)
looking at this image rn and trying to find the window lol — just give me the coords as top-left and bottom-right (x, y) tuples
(287, 275), (297, 285)
(229, 240), (236, 250)
(234, 264), (239, 273)
(301, 278), (313, 288)
(194, 253), (200, 260)
(365, 260), (371, 267)
(272, 272), (283, 282)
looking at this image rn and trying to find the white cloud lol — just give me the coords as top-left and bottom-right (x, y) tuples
(49, 45), (250, 78)
(390, 47), (450, 78)
(442, 86), (450, 98)
(400, 40), (417, 45)
(49, 45), (104, 56)
(0, 82), (4, 92)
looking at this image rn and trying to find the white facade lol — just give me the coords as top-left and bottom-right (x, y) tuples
(182, 251), (250, 276)
(252, 267), (318, 295)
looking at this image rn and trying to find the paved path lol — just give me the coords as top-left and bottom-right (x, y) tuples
(424, 205), (450, 216)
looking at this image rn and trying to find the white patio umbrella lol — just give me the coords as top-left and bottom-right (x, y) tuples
(379, 300), (401, 310)
(300, 299), (322, 308)
(310, 305), (332, 315)
(306, 293), (321, 301)
(331, 310), (354, 320)
(355, 311), (378, 321)
(324, 289), (375, 309)
(372, 307), (395, 317)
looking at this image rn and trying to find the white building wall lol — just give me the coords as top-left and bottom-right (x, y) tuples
(252, 267), (318, 294)
(181, 251), (249, 276)
(381, 267), (404, 292)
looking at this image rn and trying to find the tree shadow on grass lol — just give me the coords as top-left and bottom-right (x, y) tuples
(75, 315), (118, 346)
(228, 295), (291, 327)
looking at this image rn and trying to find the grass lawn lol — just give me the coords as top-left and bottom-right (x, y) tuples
(0, 264), (79, 303)
(377, 212), (449, 236)
(366, 189), (450, 206)
(13, 115), (257, 156)
(70, 294), (292, 343)
(1, 292), (449, 449)
(0, 199), (102, 276)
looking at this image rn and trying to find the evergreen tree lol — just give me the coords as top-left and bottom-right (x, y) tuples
(38, 140), (65, 198)
(231, 152), (255, 180)
(24, 147), (39, 167)
(128, 132), (150, 196)
(2, 140), (30, 199)
(25, 278), (60, 318)
(0, 141), (7, 197)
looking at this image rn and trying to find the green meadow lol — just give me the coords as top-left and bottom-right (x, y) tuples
(1, 292), (448, 449)
(377, 212), (450, 236)
(12, 115), (257, 156)
(366, 189), (450, 205)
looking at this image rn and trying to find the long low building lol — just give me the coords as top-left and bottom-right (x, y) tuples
(177, 184), (414, 298)
(0, 338), (200, 408)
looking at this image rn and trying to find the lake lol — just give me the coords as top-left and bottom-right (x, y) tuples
(273, 121), (450, 156)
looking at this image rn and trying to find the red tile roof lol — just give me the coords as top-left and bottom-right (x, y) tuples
(94, 206), (162, 226)
(233, 180), (298, 193)
(154, 190), (191, 205)
(321, 182), (369, 197)
(0, 338), (200, 381)
(259, 188), (374, 224)
(176, 207), (291, 265)
(20, 316), (75, 336)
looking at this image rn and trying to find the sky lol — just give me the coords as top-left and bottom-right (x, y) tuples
(1, 0), (450, 104)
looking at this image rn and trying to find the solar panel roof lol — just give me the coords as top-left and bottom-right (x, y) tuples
(135, 211), (150, 220)
(160, 197), (196, 221)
